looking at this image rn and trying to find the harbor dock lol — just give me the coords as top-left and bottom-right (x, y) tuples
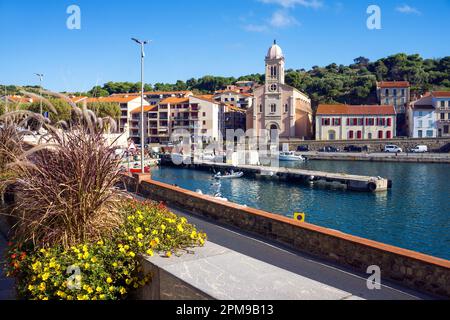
(160, 157), (391, 192)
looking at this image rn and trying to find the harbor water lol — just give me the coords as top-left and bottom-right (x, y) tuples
(149, 160), (450, 260)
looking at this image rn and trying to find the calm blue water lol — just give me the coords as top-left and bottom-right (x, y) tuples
(150, 161), (450, 260)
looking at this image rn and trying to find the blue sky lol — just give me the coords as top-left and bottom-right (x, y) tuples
(0, 0), (449, 92)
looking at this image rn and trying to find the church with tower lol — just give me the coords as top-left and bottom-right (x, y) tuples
(247, 41), (313, 139)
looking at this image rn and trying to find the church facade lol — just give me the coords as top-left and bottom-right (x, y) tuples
(246, 41), (313, 139)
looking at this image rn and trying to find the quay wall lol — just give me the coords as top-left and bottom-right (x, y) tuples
(283, 137), (450, 153)
(123, 174), (450, 298)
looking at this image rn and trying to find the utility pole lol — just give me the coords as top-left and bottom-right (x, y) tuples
(34, 73), (44, 115)
(131, 38), (150, 174)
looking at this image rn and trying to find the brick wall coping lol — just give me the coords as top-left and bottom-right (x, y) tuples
(145, 178), (450, 270)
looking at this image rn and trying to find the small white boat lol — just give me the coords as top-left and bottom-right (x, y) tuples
(214, 171), (244, 179)
(279, 152), (305, 162)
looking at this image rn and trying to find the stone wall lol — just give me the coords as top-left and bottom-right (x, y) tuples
(122, 175), (450, 298)
(283, 137), (450, 153)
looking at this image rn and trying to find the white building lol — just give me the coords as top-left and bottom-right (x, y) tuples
(407, 94), (437, 138)
(433, 91), (450, 137)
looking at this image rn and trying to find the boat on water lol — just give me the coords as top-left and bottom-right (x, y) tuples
(279, 151), (306, 162)
(213, 171), (244, 179)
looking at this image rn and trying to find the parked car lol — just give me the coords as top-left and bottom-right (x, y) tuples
(410, 145), (428, 153)
(344, 145), (363, 153)
(384, 145), (403, 153)
(319, 146), (339, 153)
(296, 145), (309, 152)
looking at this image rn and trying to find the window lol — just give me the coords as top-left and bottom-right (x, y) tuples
(418, 120), (423, 128)
(426, 130), (434, 137)
(386, 131), (392, 139)
(203, 112), (206, 117)
(387, 118), (392, 127)
(429, 120), (433, 127)
(366, 118), (375, 126)
(418, 111), (423, 117)
(378, 131), (383, 139)
(385, 98), (389, 104)
(203, 121), (206, 125)
(270, 104), (276, 113)
(357, 131), (362, 139)
(393, 89), (397, 96)
(259, 104), (262, 113)
(348, 131), (354, 139)
(269, 84), (277, 92)
(418, 130), (423, 138)
(441, 101), (445, 108)
(368, 133), (373, 139)
(441, 113), (445, 120)
(322, 118), (331, 126)
(377, 118), (386, 126)
(385, 89), (389, 96)
(445, 126), (449, 134)
(284, 104), (288, 113)
(332, 118), (341, 126)
(401, 89), (405, 96)
(358, 118), (364, 126)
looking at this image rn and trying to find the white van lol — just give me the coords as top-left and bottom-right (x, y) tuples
(410, 145), (428, 153)
(384, 145), (403, 153)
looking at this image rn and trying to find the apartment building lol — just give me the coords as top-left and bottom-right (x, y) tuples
(316, 104), (396, 141)
(433, 91), (450, 137)
(223, 104), (246, 136)
(377, 81), (410, 136)
(407, 94), (437, 138)
(131, 95), (224, 144)
(87, 95), (149, 134)
(214, 90), (253, 109)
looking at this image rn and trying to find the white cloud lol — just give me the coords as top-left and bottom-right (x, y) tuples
(243, 24), (269, 32)
(258, 0), (323, 9)
(396, 4), (421, 15)
(269, 10), (300, 27)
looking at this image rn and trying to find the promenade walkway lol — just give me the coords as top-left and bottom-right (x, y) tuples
(134, 195), (433, 300)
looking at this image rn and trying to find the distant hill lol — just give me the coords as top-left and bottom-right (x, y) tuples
(2, 53), (449, 111)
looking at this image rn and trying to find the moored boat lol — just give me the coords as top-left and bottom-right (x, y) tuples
(279, 151), (305, 161)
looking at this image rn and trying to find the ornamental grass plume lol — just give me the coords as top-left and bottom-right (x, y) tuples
(3, 93), (125, 248)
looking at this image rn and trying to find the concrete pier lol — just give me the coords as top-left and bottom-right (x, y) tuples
(160, 158), (391, 192)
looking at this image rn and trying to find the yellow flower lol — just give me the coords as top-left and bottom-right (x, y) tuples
(166, 251), (172, 258)
(180, 217), (187, 224)
(119, 247), (126, 254)
(77, 253), (83, 260)
(83, 252), (89, 260)
(129, 251), (136, 258)
(137, 233), (144, 239)
(154, 237), (160, 244)
(128, 236), (134, 241)
(135, 227), (142, 233)
(39, 282), (46, 291)
(90, 257), (97, 263)
(119, 287), (127, 295)
(39, 248), (46, 254)
(97, 240), (104, 246)
(152, 230), (158, 235)
(99, 294), (106, 300)
(106, 277), (113, 284)
(160, 224), (166, 231)
(41, 273), (50, 281)
(124, 245), (130, 250)
(138, 241), (143, 247)
(82, 245), (88, 252)
(125, 278), (132, 285)
(177, 224), (184, 232)
(146, 249), (154, 256)
(28, 285), (35, 291)
(190, 230), (197, 239)
(112, 262), (118, 268)
(42, 297), (49, 300)
(96, 287), (103, 293)
(109, 286), (115, 292)
(84, 263), (90, 269)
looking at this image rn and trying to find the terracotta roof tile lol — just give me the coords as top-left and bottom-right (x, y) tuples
(317, 104), (396, 115)
(377, 81), (410, 88)
(432, 91), (450, 98)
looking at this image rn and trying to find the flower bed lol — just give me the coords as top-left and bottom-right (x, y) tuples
(3, 199), (206, 300)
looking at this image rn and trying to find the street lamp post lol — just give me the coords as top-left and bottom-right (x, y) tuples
(34, 73), (44, 115)
(131, 38), (149, 174)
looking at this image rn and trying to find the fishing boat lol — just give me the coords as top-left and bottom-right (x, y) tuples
(279, 151), (305, 162)
(214, 171), (244, 179)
